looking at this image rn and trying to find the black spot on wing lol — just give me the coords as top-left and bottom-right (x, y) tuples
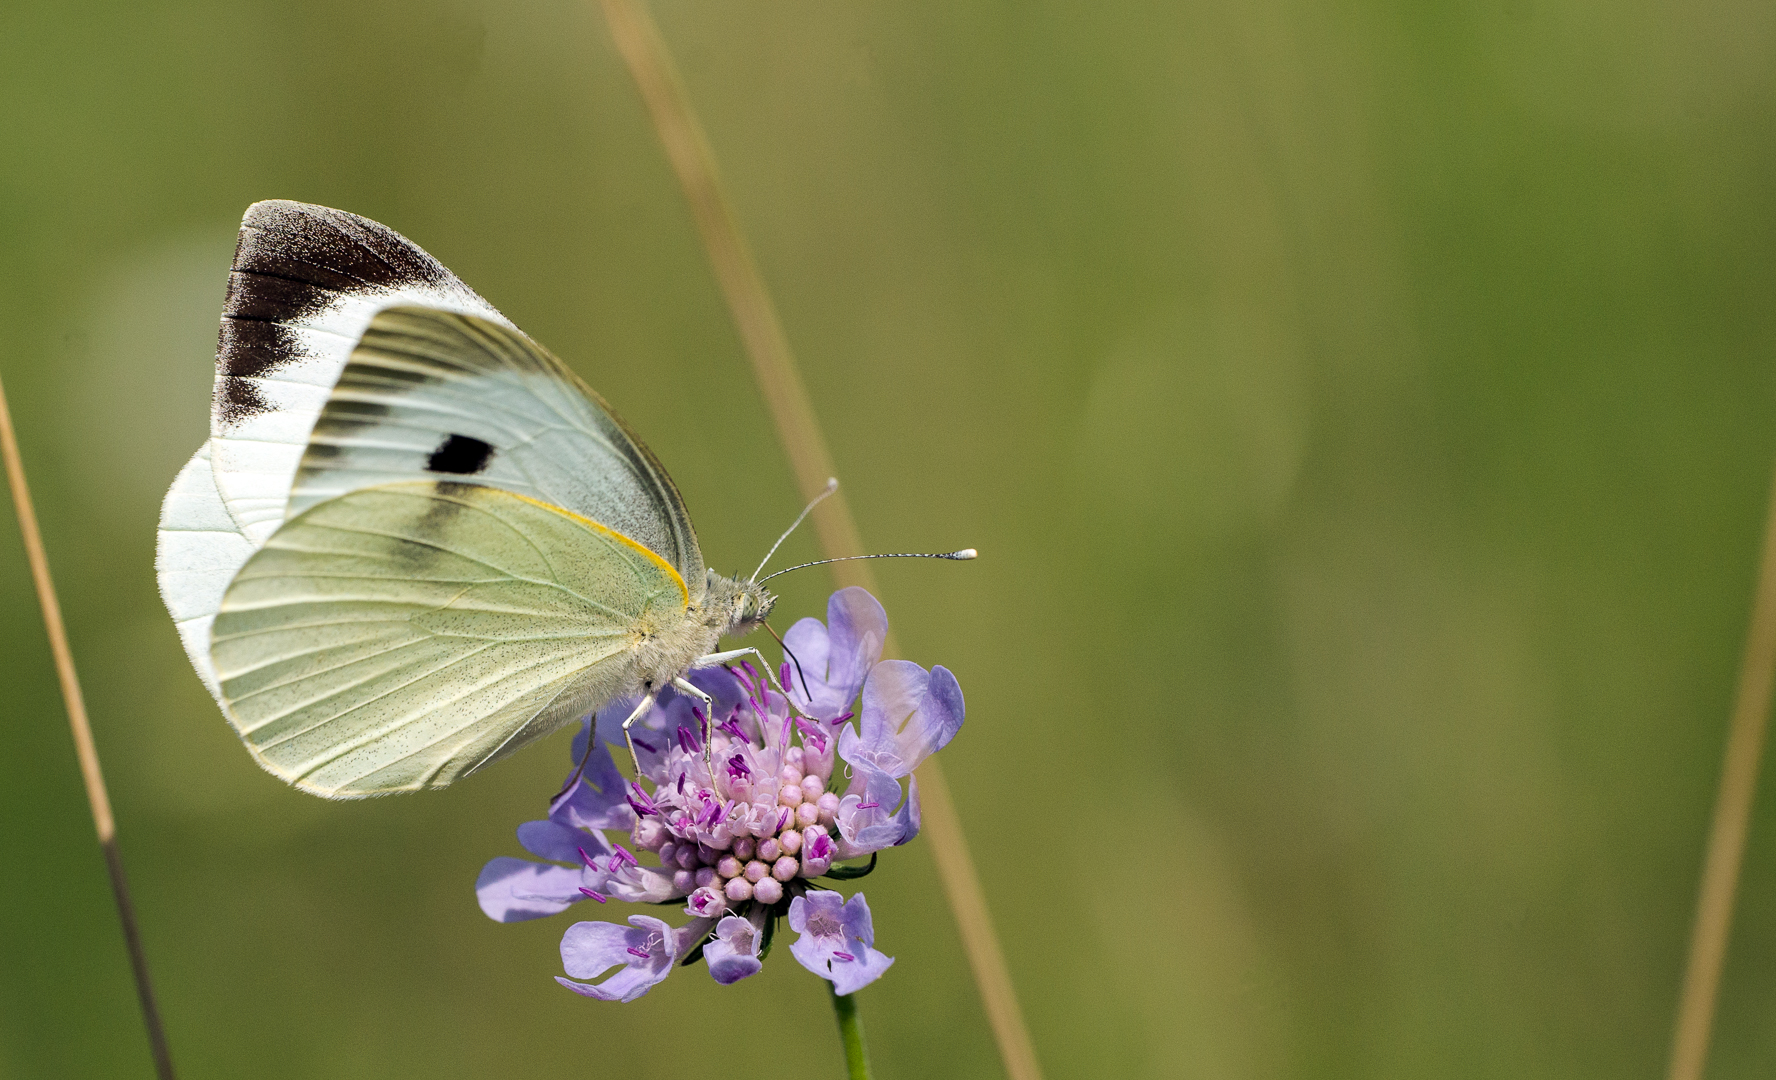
(427, 434), (494, 475)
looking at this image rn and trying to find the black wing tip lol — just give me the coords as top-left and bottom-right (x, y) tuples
(230, 199), (455, 295)
(213, 201), (501, 402)
(238, 199), (382, 238)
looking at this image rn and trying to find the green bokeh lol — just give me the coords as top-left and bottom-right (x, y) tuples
(3, 1), (1775, 1077)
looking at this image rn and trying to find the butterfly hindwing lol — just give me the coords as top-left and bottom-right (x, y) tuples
(209, 481), (690, 797)
(209, 201), (512, 545)
(286, 305), (706, 599)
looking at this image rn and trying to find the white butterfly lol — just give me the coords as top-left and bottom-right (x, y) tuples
(156, 202), (782, 799)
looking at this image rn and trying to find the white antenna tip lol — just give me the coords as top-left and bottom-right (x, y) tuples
(823, 477), (839, 491)
(953, 548), (978, 560)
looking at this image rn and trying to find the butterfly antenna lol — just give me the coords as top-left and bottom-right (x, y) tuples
(752, 477), (840, 581)
(755, 548), (979, 585)
(764, 620), (813, 700)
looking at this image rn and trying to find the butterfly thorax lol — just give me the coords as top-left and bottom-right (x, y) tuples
(627, 573), (776, 695)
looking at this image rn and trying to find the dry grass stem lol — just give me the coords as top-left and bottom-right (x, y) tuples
(1666, 457), (1776, 1080)
(594, 3), (1043, 1077)
(0, 372), (176, 1079)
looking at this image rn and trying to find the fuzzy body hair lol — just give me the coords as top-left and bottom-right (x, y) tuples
(622, 572), (775, 695)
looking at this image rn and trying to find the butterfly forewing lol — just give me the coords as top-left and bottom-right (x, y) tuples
(286, 306), (706, 600)
(210, 481), (690, 797)
(155, 442), (254, 702)
(208, 201), (513, 546)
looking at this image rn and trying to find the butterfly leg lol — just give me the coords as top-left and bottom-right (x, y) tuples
(671, 677), (718, 777)
(690, 647), (787, 694)
(620, 692), (657, 777)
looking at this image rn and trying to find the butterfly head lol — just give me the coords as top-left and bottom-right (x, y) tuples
(707, 571), (776, 637)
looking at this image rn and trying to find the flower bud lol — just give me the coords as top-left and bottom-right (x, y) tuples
(732, 836), (756, 861)
(685, 887), (727, 918)
(772, 856), (799, 882)
(743, 860), (769, 884)
(778, 785), (804, 809)
(796, 802), (820, 828)
(723, 877), (754, 902)
(716, 855), (742, 879)
(779, 829), (803, 856)
(752, 877), (784, 905)
(758, 837), (782, 862)
(632, 818), (668, 851)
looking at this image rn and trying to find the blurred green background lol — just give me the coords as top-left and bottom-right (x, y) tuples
(3, 0), (1775, 1076)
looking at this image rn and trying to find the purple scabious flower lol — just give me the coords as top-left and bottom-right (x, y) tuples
(789, 890), (895, 996)
(475, 588), (964, 1001)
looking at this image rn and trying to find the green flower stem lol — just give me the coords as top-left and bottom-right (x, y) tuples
(829, 983), (874, 1080)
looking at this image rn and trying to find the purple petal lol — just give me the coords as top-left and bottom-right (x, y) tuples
(788, 891), (846, 958)
(785, 588), (887, 720)
(835, 763), (908, 856)
(594, 694), (670, 758)
(554, 968), (657, 1002)
(830, 893), (894, 993)
(592, 697), (641, 752)
(848, 660), (966, 778)
(827, 952), (895, 1001)
(703, 914), (764, 985)
(922, 666), (966, 756)
(781, 620), (833, 709)
(894, 774), (922, 847)
(682, 666), (746, 719)
(560, 920), (645, 978)
(518, 819), (606, 865)
(825, 588), (888, 691)
(602, 864), (682, 904)
(852, 660), (923, 772)
(828, 942), (895, 996)
(552, 733), (636, 831)
(838, 892), (876, 947)
(475, 858), (588, 923)
(556, 916), (677, 1002)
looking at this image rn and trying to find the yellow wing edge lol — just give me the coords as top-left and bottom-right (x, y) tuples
(504, 490), (690, 608)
